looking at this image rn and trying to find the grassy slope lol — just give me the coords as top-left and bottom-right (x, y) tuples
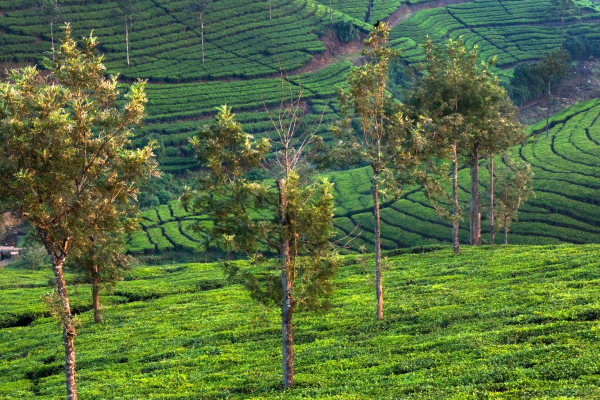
(2, 245), (600, 398)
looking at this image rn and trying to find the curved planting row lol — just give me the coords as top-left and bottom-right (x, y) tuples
(132, 98), (600, 255)
(0, 0), (368, 82)
(390, 0), (600, 67)
(133, 62), (350, 172)
(127, 200), (210, 254)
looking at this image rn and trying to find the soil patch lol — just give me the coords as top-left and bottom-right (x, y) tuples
(385, 0), (474, 27)
(518, 59), (600, 125)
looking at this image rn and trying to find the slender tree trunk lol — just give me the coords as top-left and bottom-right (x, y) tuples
(92, 264), (101, 323)
(452, 141), (460, 254)
(504, 215), (508, 245)
(269, 0), (272, 20)
(277, 178), (294, 388)
(546, 80), (552, 138)
(125, 16), (130, 67)
(330, 0), (332, 20)
(51, 257), (78, 400)
(51, 21), (55, 59)
(470, 145), (481, 246)
(372, 173), (383, 320)
(489, 154), (495, 245)
(201, 18), (205, 64)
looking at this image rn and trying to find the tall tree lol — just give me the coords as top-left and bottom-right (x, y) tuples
(183, 97), (339, 387)
(316, 23), (423, 319)
(493, 156), (535, 244)
(535, 49), (570, 138)
(65, 232), (131, 323)
(548, 0), (580, 45)
(187, 0), (213, 64)
(0, 25), (158, 400)
(42, 0), (61, 55)
(408, 38), (523, 249)
(116, 0), (136, 67)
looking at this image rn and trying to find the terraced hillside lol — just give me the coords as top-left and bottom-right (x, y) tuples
(129, 99), (600, 254)
(390, 0), (600, 66)
(0, 0), (370, 81)
(3, 0), (600, 173)
(3, 245), (600, 398)
(2, 0), (600, 253)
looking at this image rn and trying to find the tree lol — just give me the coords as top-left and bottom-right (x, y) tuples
(535, 49), (570, 138)
(65, 232), (131, 323)
(116, 0), (136, 67)
(187, 0), (213, 64)
(316, 23), (423, 319)
(493, 156), (535, 244)
(42, 0), (61, 55)
(408, 38), (523, 250)
(548, 0), (580, 45)
(183, 96), (339, 388)
(0, 25), (158, 399)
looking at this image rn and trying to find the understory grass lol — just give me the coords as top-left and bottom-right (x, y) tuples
(2, 244), (600, 398)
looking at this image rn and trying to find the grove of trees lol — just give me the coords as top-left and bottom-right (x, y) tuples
(0, 19), (541, 397)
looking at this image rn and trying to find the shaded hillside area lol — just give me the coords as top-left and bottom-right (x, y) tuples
(2, 245), (600, 398)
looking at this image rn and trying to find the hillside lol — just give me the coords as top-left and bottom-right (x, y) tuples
(2, 245), (600, 398)
(1, 1), (600, 252)
(127, 98), (600, 255)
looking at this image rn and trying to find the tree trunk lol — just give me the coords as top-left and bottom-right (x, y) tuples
(452, 140), (460, 254)
(470, 145), (481, 246)
(51, 257), (78, 400)
(489, 155), (495, 245)
(546, 81), (551, 138)
(201, 19), (205, 64)
(51, 21), (55, 58)
(125, 16), (130, 67)
(504, 215), (508, 245)
(269, 0), (272, 20)
(372, 173), (383, 320)
(277, 179), (294, 388)
(92, 264), (101, 323)
(330, 0), (332, 20)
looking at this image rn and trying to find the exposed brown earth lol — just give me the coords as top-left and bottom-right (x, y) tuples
(385, 0), (474, 27)
(518, 59), (600, 125)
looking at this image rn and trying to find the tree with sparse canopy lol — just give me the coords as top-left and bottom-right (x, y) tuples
(0, 25), (158, 400)
(407, 37), (523, 251)
(42, 0), (62, 54)
(182, 97), (339, 388)
(116, 0), (137, 67)
(315, 23), (424, 320)
(493, 156), (535, 244)
(548, 0), (580, 43)
(536, 49), (570, 138)
(187, 0), (213, 64)
(65, 232), (131, 323)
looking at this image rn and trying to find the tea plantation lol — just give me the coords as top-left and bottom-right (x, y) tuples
(390, 0), (600, 66)
(126, 98), (600, 255)
(4, 0), (600, 175)
(2, 245), (600, 398)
